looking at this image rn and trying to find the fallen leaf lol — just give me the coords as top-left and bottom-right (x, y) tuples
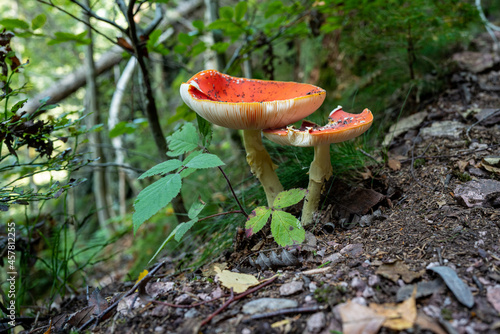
(135, 269), (149, 284)
(428, 266), (474, 308)
(203, 262), (227, 277)
(338, 301), (385, 334)
(388, 159), (401, 171)
(487, 285), (500, 313)
(217, 270), (259, 293)
(457, 160), (468, 173)
(415, 311), (447, 334)
(376, 261), (424, 283)
(369, 287), (417, 331)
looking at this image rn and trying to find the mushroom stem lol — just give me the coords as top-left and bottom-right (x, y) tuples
(243, 129), (284, 206)
(302, 144), (333, 226)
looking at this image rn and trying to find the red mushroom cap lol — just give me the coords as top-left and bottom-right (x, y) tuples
(180, 70), (326, 130)
(263, 106), (373, 146)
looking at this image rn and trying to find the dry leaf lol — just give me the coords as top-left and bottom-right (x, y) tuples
(369, 288), (417, 330)
(338, 301), (385, 334)
(415, 311), (447, 334)
(457, 160), (468, 173)
(203, 262), (227, 277)
(376, 260), (424, 283)
(217, 270), (259, 293)
(135, 269), (149, 284)
(388, 159), (401, 171)
(360, 169), (373, 180)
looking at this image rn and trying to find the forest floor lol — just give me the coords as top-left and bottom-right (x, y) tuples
(23, 37), (500, 334)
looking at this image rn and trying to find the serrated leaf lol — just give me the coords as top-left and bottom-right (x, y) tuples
(245, 207), (272, 237)
(0, 18), (30, 30)
(219, 6), (234, 20)
(167, 123), (198, 156)
(184, 153), (224, 169)
(179, 151), (202, 178)
(31, 14), (47, 30)
(138, 160), (183, 179)
(133, 174), (182, 232)
(271, 211), (305, 247)
(273, 188), (307, 209)
(188, 200), (205, 219)
(235, 1), (248, 21)
(174, 220), (196, 241)
(196, 114), (212, 146)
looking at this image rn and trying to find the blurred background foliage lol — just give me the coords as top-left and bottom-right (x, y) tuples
(1, 0), (498, 315)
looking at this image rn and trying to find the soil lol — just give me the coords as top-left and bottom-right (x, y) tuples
(16, 36), (500, 334)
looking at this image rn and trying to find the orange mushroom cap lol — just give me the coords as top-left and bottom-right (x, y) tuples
(263, 106), (373, 146)
(180, 70), (326, 130)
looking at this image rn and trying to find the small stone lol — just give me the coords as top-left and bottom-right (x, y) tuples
(351, 277), (366, 291)
(241, 329), (252, 334)
(154, 326), (165, 332)
(184, 308), (199, 319)
(454, 179), (500, 208)
(174, 294), (192, 305)
(306, 312), (326, 333)
(368, 275), (380, 287)
(363, 287), (375, 298)
(309, 282), (318, 293)
(468, 167), (488, 177)
(420, 121), (466, 140)
(487, 285), (500, 313)
(324, 253), (342, 265)
(351, 297), (367, 306)
(280, 281), (304, 296)
(359, 215), (373, 227)
(340, 244), (364, 257)
(242, 298), (298, 315)
(146, 282), (174, 298)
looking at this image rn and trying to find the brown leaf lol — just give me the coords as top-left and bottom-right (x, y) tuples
(388, 159), (401, 171)
(338, 301), (385, 334)
(375, 260), (424, 283)
(457, 160), (468, 173)
(415, 311), (447, 334)
(369, 287), (417, 331)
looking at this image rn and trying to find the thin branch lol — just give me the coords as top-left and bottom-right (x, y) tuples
(36, 0), (121, 47)
(197, 210), (245, 222)
(70, 0), (127, 33)
(247, 305), (328, 320)
(143, 5), (164, 36)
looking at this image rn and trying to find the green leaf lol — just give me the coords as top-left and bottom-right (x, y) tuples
(149, 222), (181, 263)
(174, 220), (197, 241)
(178, 32), (194, 45)
(192, 20), (204, 31)
(167, 123), (199, 156)
(273, 188), (307, 209)
(190, 42), (207, 57)
(109, 121), (137, 138)
(188, 200), (206, 219)
(138, 160), (183, 179)
(184, 153), (224, 169)
(211, 42), (230, 53)
(10, 99), (27, 114)
(271, 210), (305, 247)
(31, 14), (47, 30)
(133, 174), (182, 232)
(235, 1), (248, 21)
(179, 151), (201, 178)
(245, 206), (272, 236)
(219, 6), (234, 20)
(0, 18), (30, 30)
(48, 31), (91, 45)
(197, 114), (212, 147)
(174, 44), (187, 54)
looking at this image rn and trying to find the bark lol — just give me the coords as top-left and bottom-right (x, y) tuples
(21, 47), (123, 115)
(83, 0), (112, 230)
(108, 57), (138, 219)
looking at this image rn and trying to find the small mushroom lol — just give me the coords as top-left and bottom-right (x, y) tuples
(263, 106), (373, 225)
(180, 70), (326, 205)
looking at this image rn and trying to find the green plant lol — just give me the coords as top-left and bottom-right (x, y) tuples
(245, 188), (307, 247)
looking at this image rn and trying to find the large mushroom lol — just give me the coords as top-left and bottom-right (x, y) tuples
(180, 70), (326, 205)
(263, 106), (373, 225)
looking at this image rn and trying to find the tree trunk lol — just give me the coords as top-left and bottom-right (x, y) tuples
(83, 0), (112, 230)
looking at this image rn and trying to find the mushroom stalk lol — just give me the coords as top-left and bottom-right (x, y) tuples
(243, 129), (284, 206)
(302, 144), (333, 226)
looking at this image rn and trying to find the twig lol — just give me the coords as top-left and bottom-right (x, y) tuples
(36, 0), (121, 47)
(77, 260), (166, 331)
(153, 294), (228, 308)
(357, 148), (381, 164)
(197, 210), (245, 222)
(70, 0), (127, 33)
(246, 305), (327, 320)
(401, 143), (499, 163)
(466, 108), (500, 141)
(200, 275), (279, 327)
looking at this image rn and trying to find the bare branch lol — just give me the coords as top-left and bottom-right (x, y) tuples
(70, 0), (127, 34)
(36, 0), (120, 47)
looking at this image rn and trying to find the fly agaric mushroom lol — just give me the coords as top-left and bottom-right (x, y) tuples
(180, 70), (326, 205)
(263, 106), (373, 225)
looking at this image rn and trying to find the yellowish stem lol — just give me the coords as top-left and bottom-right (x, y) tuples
(302, 144), (333, 226)
(243, 129), (284, 206)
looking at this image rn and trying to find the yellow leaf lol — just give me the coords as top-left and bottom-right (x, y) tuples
(369, 287), (417, 330)
(135, 269), (149, 284)
(217, 270), (259, 293)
